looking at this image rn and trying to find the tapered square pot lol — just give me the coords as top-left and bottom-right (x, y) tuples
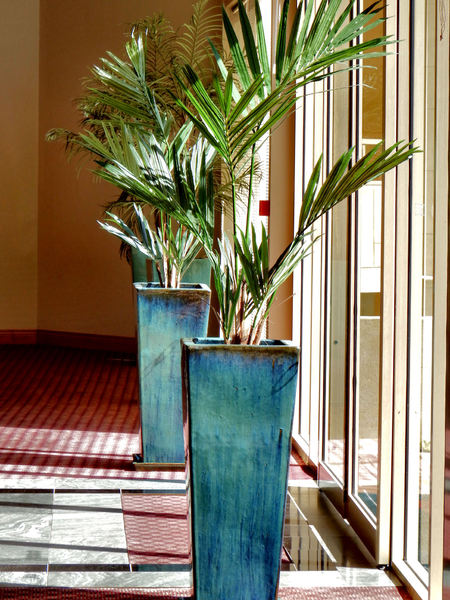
(181, 338), (299, 600)
(135, 284), (210, 467)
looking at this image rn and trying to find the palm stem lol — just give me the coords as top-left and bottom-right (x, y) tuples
(245, 142), (257, 240)
(231, 172), (238, 242)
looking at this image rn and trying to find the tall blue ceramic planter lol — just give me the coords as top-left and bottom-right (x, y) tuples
(135, 284), (210, 467)
(181, 338), (299, 600)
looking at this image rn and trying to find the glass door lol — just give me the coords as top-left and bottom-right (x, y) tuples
(352, 176), (382, 517)
(320, 201), (349, 506)
(389, 2), (437, 594)
(320, 0), (386, 557)
(318, 44), (351, 511)
(346, 4), (386, 546)
(295, 0), (448, 593)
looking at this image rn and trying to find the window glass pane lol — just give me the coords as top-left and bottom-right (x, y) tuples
(404, 2), (433, 580)
(324, 203), (348, 483)
(406, 172), (433, 576)
(300, 253), (312, 442)
(352, 0), (385, 517)
(355, 180), (381, 516)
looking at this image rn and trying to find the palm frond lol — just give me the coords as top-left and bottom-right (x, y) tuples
(177, 0), (221, 75)
(49, 0), (418, 340)
(129, 13), (180, 110)
(220, 0), (391, 97)
(297, 142), (420, 234)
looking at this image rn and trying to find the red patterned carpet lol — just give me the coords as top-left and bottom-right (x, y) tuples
(0, 586), (412, 599)
(277, 588), (412, 599)
(0, 345), (182, 481)
(0, 345), (306, 482)
(122, 494), (190, 565)
(289, 453), (315, 480)
(121, 492), (292, 566)
(0, 590), (191, 599)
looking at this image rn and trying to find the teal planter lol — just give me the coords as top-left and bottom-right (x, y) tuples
(131, 248), (148, 283)
(177, 257), (210, 286)
(181, 338), (299, 600)
(135, 284), (210, 467)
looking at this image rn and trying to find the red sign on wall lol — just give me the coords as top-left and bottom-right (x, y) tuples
(259, 200), (270, 217)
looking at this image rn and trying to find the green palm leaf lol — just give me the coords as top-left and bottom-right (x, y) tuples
(49, 0), (419, 341)
(275, 0), (290, 82)
(222, 4), (251, 90)
(176, 0), (221, 75)
(254, 0), (271, 90)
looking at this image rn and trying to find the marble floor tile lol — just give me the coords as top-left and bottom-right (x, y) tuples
(48, 564), (131, 572)
(284, 511), (308, 525)
(0, 473), (403, 593)
(131, 564), (192, 572)
(318, 536), (374, 568)
(283, 524), (311, 539)
(280, 562), (298, 572)
(55, 477), (186, 491)
(0, 477), (57, 490)
(281, 568), (401, 588)
(48, 493), (128, 565)
(47, 569), (192, 588)
(336, 567), (402, 587)
(0, 493), (53, 565)
(284, 485), (376, 574)
(0, 476), (186, 491)
(289, 488), (340, 520)
(283, 534), (337, 571)
(53, 491), (122, 509)
(0, 543), (49, 565)
(279, 569), (348, 587)
(287, 479), (319, 488)
(289, 507), (356, 542)
(0, 571), (47, 586)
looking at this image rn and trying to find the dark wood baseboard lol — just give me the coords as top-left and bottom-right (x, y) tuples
(0, 330), (38, 345)
(0, 329), (136, 354)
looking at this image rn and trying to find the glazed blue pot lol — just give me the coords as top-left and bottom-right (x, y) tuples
(181, 338), (299, 600)
(135, 284), (210, 467)
(131, 248), (147, 282)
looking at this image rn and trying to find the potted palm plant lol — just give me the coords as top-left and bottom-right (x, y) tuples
(79, 51), (216, 468)
(92, 124), (214, 468)
(48, 3), (220, 468)
(72, 0), (418, 597)
(47, 0), (219, 287)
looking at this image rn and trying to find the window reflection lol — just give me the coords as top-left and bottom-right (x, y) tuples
(355, 179), (381, 516)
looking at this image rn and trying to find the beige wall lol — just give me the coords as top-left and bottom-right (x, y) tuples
(268, 113), (295, 341)
(266, 1), (296, 341)
(38, 0), (214, 338)
(1, 0), (220, 338)
(2, 0), (289, 340)
(0, 0), (39, 330)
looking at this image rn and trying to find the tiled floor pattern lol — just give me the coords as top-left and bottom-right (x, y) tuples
(0, 477), (407, 594)
(0, 590), (192, 599)
(0, 348), (410, 596)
